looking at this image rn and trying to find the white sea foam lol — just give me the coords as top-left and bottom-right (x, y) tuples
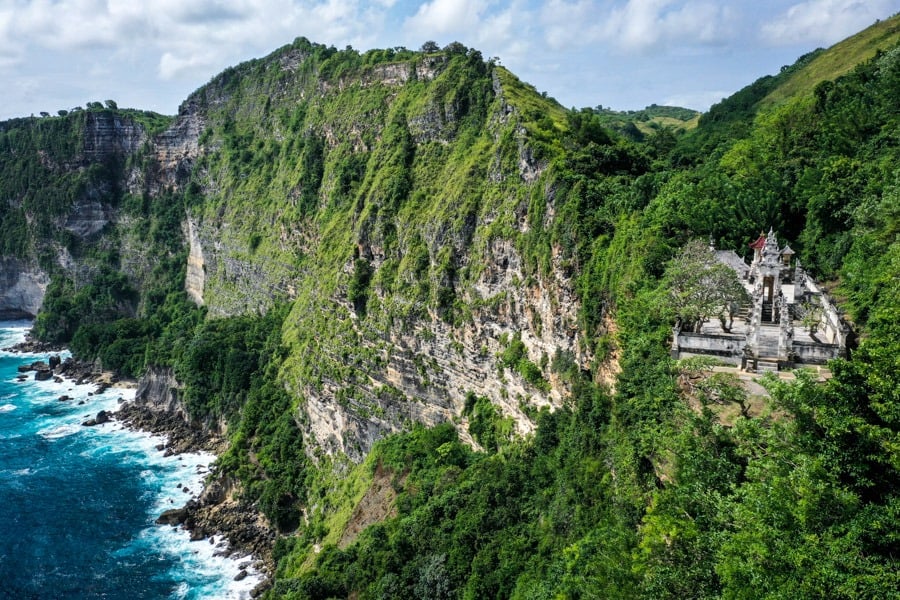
(150, 524), (264, 600)
(38, 424), (79, 439)
(2, 324), (264, 597)
(78, 392), (265, 597)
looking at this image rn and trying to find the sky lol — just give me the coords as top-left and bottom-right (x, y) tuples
(1, 0), (898, 121)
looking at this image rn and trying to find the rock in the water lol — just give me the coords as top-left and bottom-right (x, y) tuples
(58, 395), (71, 402)
(17, 364), (32, 373)
(34, 370), (52, 381)
(156, 507), (189, 525)
(82, 410), (111, 427)
(234, 570), (248, 581)
(48, 355), (61, 369)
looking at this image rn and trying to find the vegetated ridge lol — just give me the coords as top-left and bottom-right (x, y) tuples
(0, 15), (898, 599)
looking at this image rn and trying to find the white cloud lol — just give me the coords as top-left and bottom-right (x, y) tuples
(761, 0), (898, 46)
(404, 0), (487, 37)
(474, 1), (533, 63)
(0, 1), (396, 82)
(540, 0), (734, 53)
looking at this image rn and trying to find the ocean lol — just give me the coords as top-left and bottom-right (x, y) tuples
(0, 321), (262, 599)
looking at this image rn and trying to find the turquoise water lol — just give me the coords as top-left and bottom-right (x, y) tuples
(0, 322), (261, 599)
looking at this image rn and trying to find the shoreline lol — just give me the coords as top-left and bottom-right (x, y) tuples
(3, 327), (274, 598)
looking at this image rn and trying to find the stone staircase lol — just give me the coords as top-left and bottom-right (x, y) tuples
(762, 302), (774, 323)
(753, 325), (782, 372)
(756, 359), (780, 373)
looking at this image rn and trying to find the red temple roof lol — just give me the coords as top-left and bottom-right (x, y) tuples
(749, 234), (766, 250)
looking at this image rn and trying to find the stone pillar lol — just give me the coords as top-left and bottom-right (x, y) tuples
(778, 292), (792, 360)
(794, 261), (807, 301)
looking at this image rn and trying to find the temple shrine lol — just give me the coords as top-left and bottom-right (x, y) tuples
(671, 229), (850, 372)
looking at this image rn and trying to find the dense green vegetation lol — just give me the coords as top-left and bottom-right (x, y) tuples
(271, 29), (899, 599)
(1, 18), (898, 599)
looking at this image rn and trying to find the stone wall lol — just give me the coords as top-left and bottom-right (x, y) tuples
(673, 332), (745, 363)
(793, 341), (842, 364)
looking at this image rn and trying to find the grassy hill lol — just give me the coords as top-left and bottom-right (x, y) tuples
(1, 22), (898, 600)
(591, 104), (700, 140)
(763, 13), (900, 106)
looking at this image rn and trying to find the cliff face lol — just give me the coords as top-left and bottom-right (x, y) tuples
(82, 111), (146, 160)
(0, 258), (49, 318)
(134, 366), (185, 419)
(1, 40), (589, 462)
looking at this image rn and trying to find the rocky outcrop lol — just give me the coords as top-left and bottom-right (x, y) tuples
(134, 366), (187, 420)
(147, 100), (205, 193)
(81, 409), (111, 427)
(63, 195), (116, 238)
(0, 258), (49, 318)
(127, 368), (273, 580)
(187, 217), (297, 317)
(82, 111), (146, 160)
(298, 238), (585, 461)
(184, 217), (206, 305)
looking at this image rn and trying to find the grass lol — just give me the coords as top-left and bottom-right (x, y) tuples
(494, 66), (569, 132)
(633, 115), (699, 135)
(762, 13), (900, 106)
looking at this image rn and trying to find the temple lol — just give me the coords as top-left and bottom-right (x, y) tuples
(671, 228), (850, 373)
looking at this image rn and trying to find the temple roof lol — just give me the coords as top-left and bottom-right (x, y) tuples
(749, 233), (766, 250)
(781, 244), (795, 255)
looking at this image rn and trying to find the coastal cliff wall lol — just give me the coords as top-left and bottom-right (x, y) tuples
(0, 259), (49, 318)
(134, 366), (185, 419)
(0, 41), (591, 465)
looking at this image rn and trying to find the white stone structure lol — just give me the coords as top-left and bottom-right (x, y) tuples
(672, 229), (850, 372)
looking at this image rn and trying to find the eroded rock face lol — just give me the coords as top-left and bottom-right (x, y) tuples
(135, 366), (186, 420)
(63, 195), (116, 238)
(149, 100), (206, 193)
(0, 258), (49, 318)
(82, 111), (146, 160)
(185, 217), (206, 305)
(296, 237), (586, 462)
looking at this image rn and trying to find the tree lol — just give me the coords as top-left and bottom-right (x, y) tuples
(663, 239), (750, 332)
(104, 99), (118, 110)
(420, 40), (440, 53)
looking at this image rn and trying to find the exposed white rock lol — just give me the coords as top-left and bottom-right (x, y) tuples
(185, 217), (206, 306)
(0, 258), (49, 318)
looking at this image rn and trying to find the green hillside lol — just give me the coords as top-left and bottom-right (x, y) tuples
(589, 104), (700, 140)
(763, 13), (900, 106)
(0, 26), (898, 600)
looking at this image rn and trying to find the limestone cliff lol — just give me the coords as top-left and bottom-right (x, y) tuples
(0, 39), (590, 463)
(0, 258), (49, 318)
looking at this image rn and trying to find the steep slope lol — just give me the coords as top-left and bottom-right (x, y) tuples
(150, 41), (589, 459)
(267, 31), (900, 600)
(1, 26), (897, 600)
(762, 13), (900, 106)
